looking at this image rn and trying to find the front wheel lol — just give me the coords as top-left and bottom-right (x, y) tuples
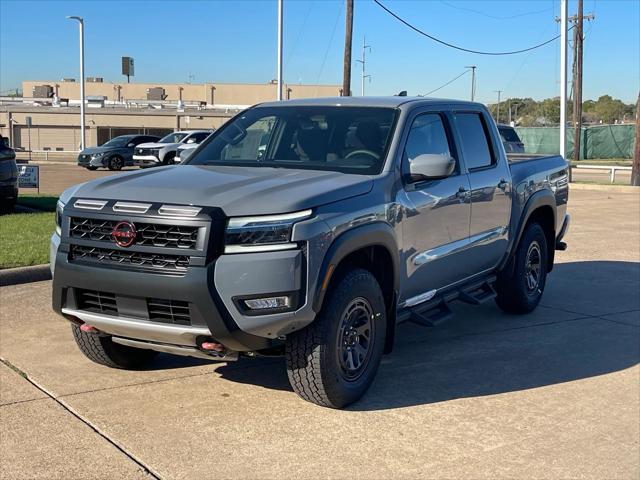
(107, 155), (124, 171)
(72, 325), (157, 369)
(285, 268), (386, 408)
(495, 222), (549, 314)
(163, 153), (176, 165)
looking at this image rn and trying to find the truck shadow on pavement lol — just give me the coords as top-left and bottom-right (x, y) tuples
(214, 260), (640, 411)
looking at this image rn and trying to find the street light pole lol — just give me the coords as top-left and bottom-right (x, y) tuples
(276, 0), (283, 101)
(67, 16), (85, 151)
(465, 65), (476, 101)
(560, 0), (568, 160)
(494, 90), (502, 123)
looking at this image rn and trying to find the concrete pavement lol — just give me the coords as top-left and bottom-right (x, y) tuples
(1, 188), (639, 479)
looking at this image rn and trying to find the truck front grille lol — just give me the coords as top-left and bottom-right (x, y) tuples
(147, 298), (191, 325)
(70, 217), (199, 249)
(74, 289), (193, 326)
(77, 289), (118, 314)
(69, 245), (189, 274)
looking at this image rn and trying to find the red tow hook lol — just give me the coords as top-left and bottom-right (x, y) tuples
(80, 323), (99, 334)
(201, 342), (226, 353)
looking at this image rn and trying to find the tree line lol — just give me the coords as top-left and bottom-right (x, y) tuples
(487, 94), (636, 126)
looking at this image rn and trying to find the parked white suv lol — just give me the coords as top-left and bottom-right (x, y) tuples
(133, 130), (213, 167)
(175, 130), (214, 163)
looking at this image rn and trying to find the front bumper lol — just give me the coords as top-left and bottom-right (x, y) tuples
(51, 239), (317, 353)
(77, 155), (106, 168)
(133, 155), (160, 167)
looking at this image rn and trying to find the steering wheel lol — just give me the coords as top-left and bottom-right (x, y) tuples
(345, 149), (380, 161)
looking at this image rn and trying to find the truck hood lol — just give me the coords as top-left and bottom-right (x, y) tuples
(70, 165), (374, 216)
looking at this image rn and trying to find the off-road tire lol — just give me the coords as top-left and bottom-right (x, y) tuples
(72, 325), (157, 369)
(495, 222), (548, 314)
(285, 268), (386, 408)
(107, 155), (124, 171)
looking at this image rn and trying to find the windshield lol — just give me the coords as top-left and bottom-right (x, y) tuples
(159, 132), (189, 144)
(187, 106), (398, 175)
(101, 136), (133, 148)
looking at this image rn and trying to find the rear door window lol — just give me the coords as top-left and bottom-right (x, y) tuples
(453, 113), (495, 170)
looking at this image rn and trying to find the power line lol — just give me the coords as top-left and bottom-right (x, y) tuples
(373, 0), (573, 56)
(422, 70), (469, 97)
(439, 0), (553, 20)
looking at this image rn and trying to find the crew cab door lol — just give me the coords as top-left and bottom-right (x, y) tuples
(398, 110), (472, 304)
(450, 111), (511, 272)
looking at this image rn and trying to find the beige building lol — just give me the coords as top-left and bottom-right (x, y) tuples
(22, 79), (342, 106)
(0, 106), (235, 151)
(1, 80), (343, 151)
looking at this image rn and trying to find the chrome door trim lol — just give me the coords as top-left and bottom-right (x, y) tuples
(413, 226), (507, 266)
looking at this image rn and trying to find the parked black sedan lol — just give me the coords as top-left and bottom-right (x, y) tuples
(0, 135), (18, 213)
(77, 134), (160, 171)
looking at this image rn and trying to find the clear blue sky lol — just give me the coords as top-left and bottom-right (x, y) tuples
(1, 0), (638, 104)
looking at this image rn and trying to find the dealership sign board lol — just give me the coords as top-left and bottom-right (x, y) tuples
(18, 165), (39, 190)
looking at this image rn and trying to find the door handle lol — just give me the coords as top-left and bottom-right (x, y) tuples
(497, 179), (508, 191)
(456, 186), (469, 199)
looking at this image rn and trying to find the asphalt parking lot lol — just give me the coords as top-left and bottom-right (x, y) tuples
(1, 187), (639, 479)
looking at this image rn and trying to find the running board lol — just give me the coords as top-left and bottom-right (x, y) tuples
(398, 275), (497, 328)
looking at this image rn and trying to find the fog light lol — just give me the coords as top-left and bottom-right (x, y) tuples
(244, 296), (291, 310)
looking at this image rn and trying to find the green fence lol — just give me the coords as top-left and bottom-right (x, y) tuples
(515, 124), (635, 159)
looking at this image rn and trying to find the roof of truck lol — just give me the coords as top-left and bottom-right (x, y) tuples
(257, 96), (484, 109)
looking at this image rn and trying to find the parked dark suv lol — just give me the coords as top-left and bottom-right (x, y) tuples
(0, 135), (18, 213)
(77, 135), (160, 171)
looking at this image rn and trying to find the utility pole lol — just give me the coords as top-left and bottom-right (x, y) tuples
(494, 90), (502, 123)
(465, 65), (476, 101)
(277, 0), (283, 101)
(356, 36), (371, 96)
(632, 92), (640, 186)
(342, 0), (354, 96)
(557, 4), (594, 164)
(572, 0), (595, 162)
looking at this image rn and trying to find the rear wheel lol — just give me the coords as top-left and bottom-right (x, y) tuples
(495, 222), (548, 314)
(285, 268), (386, 408)
(107, 155), (124, 171)
(72, 325), (157, 369)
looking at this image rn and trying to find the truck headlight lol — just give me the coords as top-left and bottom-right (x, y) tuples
(224, 209), (312, 254)
(55, 200), (65, 236)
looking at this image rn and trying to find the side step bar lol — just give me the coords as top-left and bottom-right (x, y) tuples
(398, 276), (497, 328)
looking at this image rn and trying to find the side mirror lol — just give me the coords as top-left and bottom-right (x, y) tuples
(408, 153), (456, 182)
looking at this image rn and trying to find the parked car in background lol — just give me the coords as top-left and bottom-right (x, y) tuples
(0, 135), (18, 213)
(133, 130), (213, 168)
(497, 124), (525, 154)
(77, 134), (160, 171)
(175, 130), (214, 163)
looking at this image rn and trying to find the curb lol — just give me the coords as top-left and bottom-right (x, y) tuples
(570, 183), (639, 193)
(0, 264), (52, 287)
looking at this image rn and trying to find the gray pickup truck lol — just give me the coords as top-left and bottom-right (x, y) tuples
(51, 97), (569, 408)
